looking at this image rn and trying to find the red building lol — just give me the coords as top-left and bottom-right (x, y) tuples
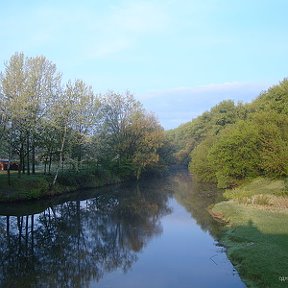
(0, 160), (19, 171)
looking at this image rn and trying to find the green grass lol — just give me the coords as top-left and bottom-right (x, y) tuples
(0, 173), (51, 201)
(224, 177), (287, 201)
(212, 199), (288, 288)
(0, 169), (123, 202)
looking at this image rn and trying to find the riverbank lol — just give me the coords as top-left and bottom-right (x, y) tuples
(0, 170), (122, 202)
(211, 177), (288, 288)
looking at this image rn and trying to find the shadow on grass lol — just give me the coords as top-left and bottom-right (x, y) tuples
(222, 221), (288, 288)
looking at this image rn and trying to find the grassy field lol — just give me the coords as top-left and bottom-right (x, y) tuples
(211, 178), (288, 288)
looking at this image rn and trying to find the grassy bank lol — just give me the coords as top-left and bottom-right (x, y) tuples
(211, 177), (288, 288)
(0, 170), (122, 202)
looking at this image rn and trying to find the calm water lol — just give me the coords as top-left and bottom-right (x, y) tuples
(0, 171), (245, 288)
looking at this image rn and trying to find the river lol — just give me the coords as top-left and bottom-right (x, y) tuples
(0, 170), (245, 287)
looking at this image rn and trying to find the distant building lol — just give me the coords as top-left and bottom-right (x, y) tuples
(0, 159), (19, 171)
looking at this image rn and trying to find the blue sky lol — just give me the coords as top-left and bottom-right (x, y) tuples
(1, 0), (288, 129)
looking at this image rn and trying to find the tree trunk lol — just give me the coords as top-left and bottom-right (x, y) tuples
(27, 131), (30, 175)
(21, 142), (25, 174)
(7, 163), (11, 186)
(18, 158), (21, 178)
(18, 144), (24, 178)
(32, 136), (36, 174)
(48, 149), (53, 174)
(136, 167), (142, 181)
(7, 138), (12, 185)
(77, 143), (82, 172)
(52, 125), (67, 187)
(44, 156), (47, 175)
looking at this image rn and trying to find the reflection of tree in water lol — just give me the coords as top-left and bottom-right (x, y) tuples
(0, 182), (171, 288)
(171, 170), (224, 237)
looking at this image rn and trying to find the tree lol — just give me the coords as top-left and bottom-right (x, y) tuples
(0, 52), (62, 177)
(189, 136), (216, 183)
(128, 111), (164, 179)
(94, 92), (164, 179)
(66, 79), (100, 170)
(24, 55), (62, 174)
(50, 79), (100, 185)
(208, 121), (261, 188)
(168, 100), (246, 165)
(0, 52), (29, 176)
(252, 111), (288, 176)
(252, 78), (288, 115)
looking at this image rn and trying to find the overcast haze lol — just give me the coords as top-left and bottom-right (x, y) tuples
(1, 0), (288, 129)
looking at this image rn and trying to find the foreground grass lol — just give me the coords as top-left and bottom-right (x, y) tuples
(211, 178), (288, 288)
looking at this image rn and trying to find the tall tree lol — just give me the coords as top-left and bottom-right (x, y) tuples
(50, 79), (99, 185)
(0, 52), (62, 177)
(0, 52), (29, 176)
(95, 92), (164, 179)
(25, 55), (62, 174)
(65, 79), (98, 171)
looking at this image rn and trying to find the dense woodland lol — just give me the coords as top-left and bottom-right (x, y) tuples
(0, 53), (173, 188)
(1, 52), (288, 192)
(168, 79), (288, 188)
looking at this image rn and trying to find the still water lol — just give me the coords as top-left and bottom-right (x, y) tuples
(0, 171), (245, 287)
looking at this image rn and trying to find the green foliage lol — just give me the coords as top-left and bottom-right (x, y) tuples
(0, 53), (169, 195)
(189, 137), (216, 182)
(168, 100), (245, 165)
(251, 111), (288, 176)
(209, 121), (261, 188)
(252, 78), (288, 115)
(175, 78), (288, 188)
(94, 92), (165, 180)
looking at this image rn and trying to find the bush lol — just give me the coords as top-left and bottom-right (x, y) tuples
(208, 121), (261, 188)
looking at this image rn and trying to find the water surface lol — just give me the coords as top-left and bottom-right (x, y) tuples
(0, 171), (245, 287)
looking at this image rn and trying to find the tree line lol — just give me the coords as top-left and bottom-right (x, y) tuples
(167, 79), (288, 188)
(0, 52), (171, 186)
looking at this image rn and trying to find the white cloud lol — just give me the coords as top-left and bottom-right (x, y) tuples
(140, 82), (268, 100)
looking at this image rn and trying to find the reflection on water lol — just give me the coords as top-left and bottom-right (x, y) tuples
(0, 171), (244, 288)
(171, 171), (225, 237)
(0, 182), (171, 288)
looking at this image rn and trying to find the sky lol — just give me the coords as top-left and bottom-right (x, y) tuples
(1, 0), (288, 129)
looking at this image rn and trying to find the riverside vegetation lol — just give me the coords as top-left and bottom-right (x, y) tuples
(168, 79), (288, 287)
(0, 52), (174, 201)
(1, 52), (288, 287)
